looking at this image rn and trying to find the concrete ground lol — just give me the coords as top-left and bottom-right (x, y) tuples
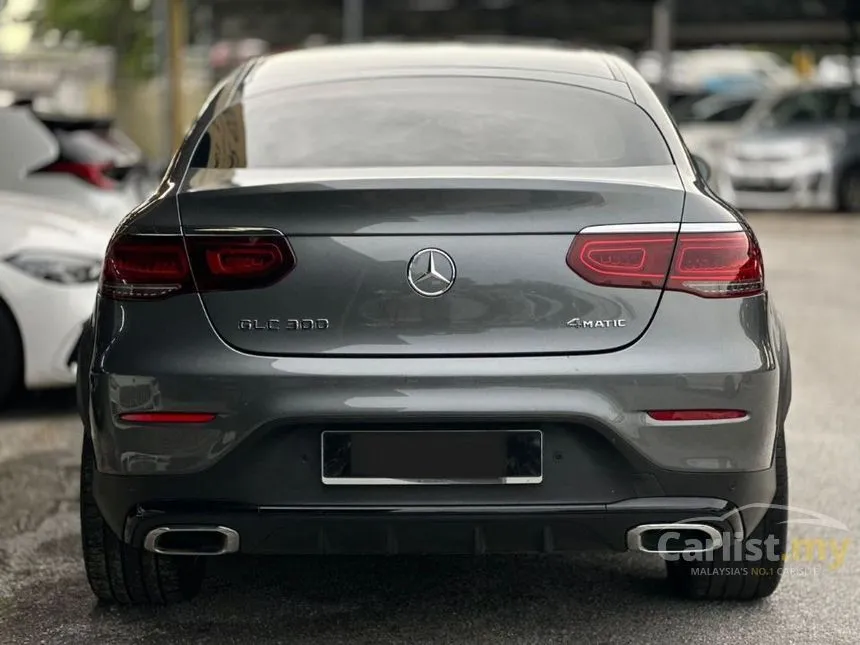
(0, 212), (858, 644)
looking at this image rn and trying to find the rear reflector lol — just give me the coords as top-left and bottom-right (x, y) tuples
(100, 234), (296, 300)
(646, 410), (748, 422)
(119, 412), (217, 424)
(567, 230), (764, 298)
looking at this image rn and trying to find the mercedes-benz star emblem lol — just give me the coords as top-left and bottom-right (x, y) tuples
(406, 248), (457, 297)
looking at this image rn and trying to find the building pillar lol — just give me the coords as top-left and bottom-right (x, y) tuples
(167, 0), (187, 152)
(343, 0), (364, 43)
(652, 0), (675, 104)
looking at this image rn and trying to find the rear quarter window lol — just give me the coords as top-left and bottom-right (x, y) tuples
(189, 76), (673, 170)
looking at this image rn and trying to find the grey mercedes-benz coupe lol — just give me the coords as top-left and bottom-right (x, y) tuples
(77, 44), (791, 605)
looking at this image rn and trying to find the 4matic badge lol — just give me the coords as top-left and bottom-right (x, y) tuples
(566, 317), (627, 329)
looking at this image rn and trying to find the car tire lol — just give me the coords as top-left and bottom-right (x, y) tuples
(0, 299), (23, 409)
(80, 433), (205, 605)
(838, 166), (860, 213)
(665, 429), (788, 601)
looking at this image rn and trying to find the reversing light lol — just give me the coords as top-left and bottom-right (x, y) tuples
(119, 412), (217, 424)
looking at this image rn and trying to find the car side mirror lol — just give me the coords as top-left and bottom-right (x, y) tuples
(691, 154), (711, 182)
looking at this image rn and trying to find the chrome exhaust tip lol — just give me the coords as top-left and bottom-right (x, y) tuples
(143, 525), (240, 556)
(626, 523), (723, 555)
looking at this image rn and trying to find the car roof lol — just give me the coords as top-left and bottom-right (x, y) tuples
(241, 43), (630, 98)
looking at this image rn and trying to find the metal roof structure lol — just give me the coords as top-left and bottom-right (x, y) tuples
(196, 0), (860, 48)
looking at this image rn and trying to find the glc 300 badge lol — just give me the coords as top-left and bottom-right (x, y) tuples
(566, 317), (627, 329)
(239, 318), (330, 331)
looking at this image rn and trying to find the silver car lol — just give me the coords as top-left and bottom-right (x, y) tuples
(77, 44), (792, 606)
(717, 85), (860, 211)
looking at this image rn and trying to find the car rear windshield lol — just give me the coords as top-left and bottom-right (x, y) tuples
(190, 76), (673, 169)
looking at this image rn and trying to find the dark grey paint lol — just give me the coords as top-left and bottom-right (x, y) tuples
(88, 291), (785, 477)
(82, 46), (791, 543)
(177, 172), (685, 356)
(201, 234), (662, 356)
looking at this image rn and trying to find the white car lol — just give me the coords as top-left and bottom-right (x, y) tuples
(0, 190), (114, 407)
(638, 48), (800, 90)
(0, 106), (152, 221)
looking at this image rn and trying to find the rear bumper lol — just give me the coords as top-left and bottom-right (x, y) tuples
(121, 498), (751, 555)
(717, 162), (836, 211)
(87, 291), (787, 477)
(92, 419), (777, 553)
(85, 291), (789, 552)
(109, 477), (765, 555)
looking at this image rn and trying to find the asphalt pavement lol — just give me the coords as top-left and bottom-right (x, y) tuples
(1, 212), (858, 644)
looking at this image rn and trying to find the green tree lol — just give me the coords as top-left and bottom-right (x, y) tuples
(34, 0), (155, 78)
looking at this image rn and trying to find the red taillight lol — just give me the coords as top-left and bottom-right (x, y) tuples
(119, 412), (217, 423)
(42, 161), (116, 190)
(101, 237), (191, 300)
(188, 236), (294, 291)
(206, 244), (282, 275)
(100, 234), (296, 300)
(666, 233), (763, 298)
(567, 233), (676, 288)
(567, 229), (763, 298)
(646, 410), (748, 422)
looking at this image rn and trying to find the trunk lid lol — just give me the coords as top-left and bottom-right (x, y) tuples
(178, 167), (684, 356)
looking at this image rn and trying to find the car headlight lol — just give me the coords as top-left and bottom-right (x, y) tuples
(797, 140), (833, 158)
(4, 251), (102, 284)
